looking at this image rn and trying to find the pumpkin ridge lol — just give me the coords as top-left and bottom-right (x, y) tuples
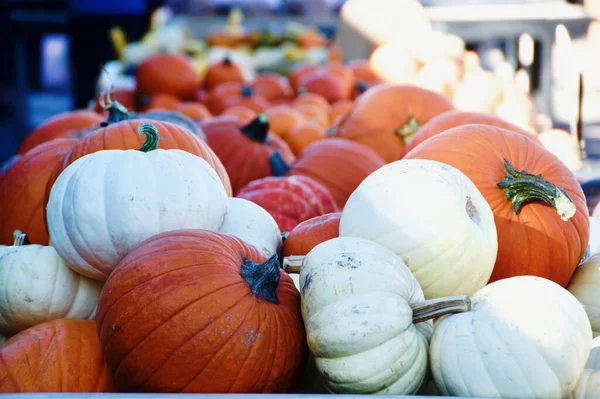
(258, 303), (280, 392)
(0, 348), (21, 391)
(290, 167), (345, 202)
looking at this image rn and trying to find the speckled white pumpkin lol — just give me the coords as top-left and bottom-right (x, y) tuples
(569, 253), (600, 337)
(431, 276), (592, 398)
(300, 236), (433, 394)
(339, 159), (497, 299)
(219, 198), (282, 258)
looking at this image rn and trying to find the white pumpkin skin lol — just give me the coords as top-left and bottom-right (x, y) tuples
(587, 216), (600, 259)
(300, 236), (432, 395)
(47, 146), (228, 281)
(571, 369), (600, 399)
(339, 159), (498, 299)
(568, 254), (600, 337)
(0, 244), (102, 336)
(431, 276), (592, 398)
(585, 336), (600, 370)
(219, 198), (282, 258)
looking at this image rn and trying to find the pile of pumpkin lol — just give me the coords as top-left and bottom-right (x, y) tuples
(1, 48), (600, 399)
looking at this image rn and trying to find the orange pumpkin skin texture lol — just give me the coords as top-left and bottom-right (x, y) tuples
(136, 54), (200, 100)
(347, 59), (382, 84)
(283, 212), (341, 257)
(18, 110), (103, 154)
(142, 93), (180, 111)
(221, 105), (258, 123)
(335, 83), (455, 163)
(206, 82), (244, 115)
(288, 64), (319, 94)
(204, 56), (246, 91)
(96, 229), (307, 393)
(404, 110), (541, 155)
(264, 105), (305, 139)
(0, 319), (116, 393)
(222, 87), (271, 114)
(285, 122), (327, 155)
(201, 115), (295, 195)
(273, 138), (386, 208)
(251, 73), (293, 102)
(0, 138), (77, 245)
(297, 71), (350, 104)
(294, 104), (330, 128)
(404, 125), (589, 287)
(330, 100), (354, 127)
(175, 102), (212, 122)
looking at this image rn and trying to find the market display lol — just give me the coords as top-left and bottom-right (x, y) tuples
(1, 8), (600, 399)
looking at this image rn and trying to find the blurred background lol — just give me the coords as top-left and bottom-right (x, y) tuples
(1, 0), (599, 171)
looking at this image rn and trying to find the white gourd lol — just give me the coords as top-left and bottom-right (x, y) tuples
(585, 337), (600, 370)
(568, 254), (600, 337)
(0, 232), (102, 336)
(299, 236), (468, 395)
(219, 198), (282, 258)
(431, 276), (592, 398)
(571, 370), (600, 399)
(587, 216), (600, 259)
(47, 123), (228, 281)
(339, 159), (498, 299)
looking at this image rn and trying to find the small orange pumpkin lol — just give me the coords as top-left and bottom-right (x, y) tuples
(141, 93), (180, 111)
(204, 55), (246, 91)
(293, 103), (329, 128)
(222, 86), (271, 114)
(205, 81), (244, 115)
(297, 70), (350, 104)
(251, 73), (293, 102)
(264, 105), (305, 139)
(175, 102), (212, 122)
(285, 122), (327, 155)
(136, 53), (200, 100)
(283, 212), (341, 257)
(288, 63), (320, 94)
(330, 100), (354, 127)
(221, 105), (258, 123)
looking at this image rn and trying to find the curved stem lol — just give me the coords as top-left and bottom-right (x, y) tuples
(241, 114), (269, 143)
(269, 151), (291, 176)
(138, 123), (160, 152)
(395, 116), (420, 144)
(497, 158), (576, 221)
(241, 254), (281, 304)
(411, 296), (471, 324)
(103, 101), (129, 126)
(13, 230), (30, 246)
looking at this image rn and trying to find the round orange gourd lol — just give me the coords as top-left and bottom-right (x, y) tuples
(251, 73), (293, 102)
(142, 93), (180, 111)
(0, 319), (115, 393)
(18, 110), (103, 154)
(264, 105), (305, 139)
(292, 92), (332, 114)
(294, 104), (329, 128)
(324, 62), (355, 95)
(404, 124), (589, 287)
(205, 81), (244, 115)
(136, 54), (200, 100)
(288, 63), (320, 94)
(283, 212), (341, 257)
(335, 83), (455, 162)
(347, 59), (382, 84)
(297, 70), (350, 104)
(270, 138), (386, 208)
(330, 100), (354, 126)
(0, 138), (77, 245)
(222, 86), (270, 114)
(204, 55), (246, 91)
(221, 105), (258, 123)
(404, 110), (541, 155)
(285, 122), (326, 155)
(96, 229), (307, 393)
(175, 102), (212, 122)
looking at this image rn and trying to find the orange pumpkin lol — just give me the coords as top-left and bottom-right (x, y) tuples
(94, 88), (138, 113)
(0, 319), (115, 393)
(283, 212), (341, 257)
(222, 86), (271, 114)
(205, 81), (244, 115)
(136, 54), (200, 100)
(175, 102), (212, 122)
(251, 73), (293, 102)
(221, 105), (257, 123)
(347, 59), (382, 84)
(292, 92), (332, 114)
(323, 62), (356, 94)
(330, 100), (354, 127)
(297, 70), (350, 104)
(335, 83), (455, 162)
(404, 124), (589, 287)
(141, 93), (180, 111)
(293, 103), (329, 128)
(201, 115), (295, 195)
(18, 110), (103, 154)
(288, 63), (319, 94)
(204, 55), (246, 91)
(0, 138), (77, 245)
(96, 229), (307, 393)
(404, 110), (541, 155)
(264, 105), (305, 139)
(285, 122), (327, 155)
(270, 138), (386, 208)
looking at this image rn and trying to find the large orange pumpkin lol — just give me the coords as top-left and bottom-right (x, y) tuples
(404, 110), (541, 155)
(0, 319), (115, 393)
(203, 55), (246, 90)
(136, 54), (200, 100)
(201, 115), (295, 195)
(270, 138), (386, 208)
(404, 124), (589, 287)
(335, 83), (455, 162)
(283, 212), (341, 257)
(18, 110), (103, 154)
(0, 138), (78, 245)
(96, 229), (307, 393)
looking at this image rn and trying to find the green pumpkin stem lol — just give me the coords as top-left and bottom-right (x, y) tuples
(269, 151), (291, 176)
(395, 116), (420, 144)
(241, 254), (281, 304)
(241, 114), (269, 143)
(137, 123), (160, 152)
(497, 159), (576, 221)
(13, 230), (30, 246)
(411, 295), (471, 323)
(99, 87), (129, 127)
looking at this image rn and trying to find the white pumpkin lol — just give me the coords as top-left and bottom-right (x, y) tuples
(585, 336), (600, 370)
(568, 254), (600, 337)
(47, 123), (228, 281)
(219, 198), (282, 258)
(431, 276), (592, 398)
(339, 159), (498, 299)
(0, 232), (102, 336)
(588, 216), (600, 259)
(571, 369), (600, 399)
(300, 236), (470, 394)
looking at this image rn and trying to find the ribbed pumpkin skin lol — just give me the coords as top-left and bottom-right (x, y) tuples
(0, 319), (115, 393)
(335, 84), (454, 163)
(96, 229), (307, 393)
(61, 119), (232, 196)
(404, 110), (541, 155)
(201, 116), (295, 195)
(237, 176), (338, 232)
(283, 212), (341, 256)
(0, 138), (78, 245)
(136, 54), (200, 99)
(287, 138), (386, 208)
(404, 125), (589, 287)
(18, 110), (103, 154)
